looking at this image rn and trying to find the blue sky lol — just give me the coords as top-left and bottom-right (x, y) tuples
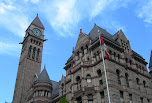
(0, 0), (152, 102)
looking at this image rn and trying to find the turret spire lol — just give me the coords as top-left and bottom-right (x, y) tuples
(31, 14), (45, 29)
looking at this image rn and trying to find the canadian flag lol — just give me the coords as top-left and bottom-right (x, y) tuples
(99, 34), (110, 61)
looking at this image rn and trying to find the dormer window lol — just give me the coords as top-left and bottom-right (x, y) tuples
(121, 40), (129, 53)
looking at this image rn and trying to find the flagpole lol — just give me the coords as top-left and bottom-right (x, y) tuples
(98, 31), (111, 103)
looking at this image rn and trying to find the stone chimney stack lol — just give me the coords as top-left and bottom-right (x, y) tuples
(80, 29), (82, 33)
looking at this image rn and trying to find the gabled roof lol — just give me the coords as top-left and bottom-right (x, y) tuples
(34, 67), (52, 85)
(31, 14), (45, 29)
(149, 51), (152, 68)
(89, 24), (119, 45)
(89, 24), (112, 41)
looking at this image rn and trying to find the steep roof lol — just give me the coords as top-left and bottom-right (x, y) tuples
(51, 80), (59, 98)
(89, 24), (119, 45)
(31, 14), (45, 29)
(149, 51), (152, 68)
(35, 68), (52, 85)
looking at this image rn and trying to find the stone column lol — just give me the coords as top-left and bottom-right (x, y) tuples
(97, 54), (100, 61)
(84, 48), (88, 61)
(123, 91), (129, 103)
(120, 53), (125, 65)
(111, 53), (114, 60)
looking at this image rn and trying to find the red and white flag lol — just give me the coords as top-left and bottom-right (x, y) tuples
(99, 34), (110, 61)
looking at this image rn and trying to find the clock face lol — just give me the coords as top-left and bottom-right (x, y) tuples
(32, 28), (41, 37)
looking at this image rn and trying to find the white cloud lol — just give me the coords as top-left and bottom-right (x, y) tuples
(40, 0), (79, 37)
(0, 2), (16, 14)
(0, 41), (21, 56)
(0, 1), (29, 38)
(39, 0), (130, 37)
(89, 0), (108, 20)
(0, 0), (131, 38)
(31, 0), (39, 3)
(136, 0), (152, 24)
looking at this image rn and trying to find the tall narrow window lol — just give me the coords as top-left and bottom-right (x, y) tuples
(143, 81), (146, 88)
(116, 70), (121, 84)
(87, 74), (92, 87)
(36, 48), (40, 61)
(125, 73), (129, 87)
(76, 96), (82, 103)
(28, 46), (32, 58)
(88, 94), (93, 103)
(120, 91), (124, 103)
(97, 69), (102, 77)
(129, 94), (132, 103)
(81, 46), (84, 56)
(147, 99), (150, 103)
(32, 47), (36, 59)
(136, 78), (140, 90)
(140, 97), (143, 103)
(100, 91), (104, 103)
(76, 76), (81, 90)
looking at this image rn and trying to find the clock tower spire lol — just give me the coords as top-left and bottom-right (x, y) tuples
(12, 15), (45, 103)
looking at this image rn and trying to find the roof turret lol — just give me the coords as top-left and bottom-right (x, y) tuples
(31, 14), (45, 29)
(34, 66), (52, 85)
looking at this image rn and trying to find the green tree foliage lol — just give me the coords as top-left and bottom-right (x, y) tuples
(59, 95), (69, 103)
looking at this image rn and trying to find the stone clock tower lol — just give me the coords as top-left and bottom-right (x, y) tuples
(12, 15), (45, 103)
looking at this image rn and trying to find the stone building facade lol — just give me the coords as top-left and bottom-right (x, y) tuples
(12, 15), (152, 103)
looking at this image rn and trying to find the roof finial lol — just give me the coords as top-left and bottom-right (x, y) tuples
(44, 64), (46, 69)
(80, 29), (82, 33)
(72, 47), (75, 53)
(62, 74), (64, 79)
(37, 13), (38, 17)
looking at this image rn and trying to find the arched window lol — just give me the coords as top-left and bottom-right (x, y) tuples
(81, 46), (84, 55)
(76, 76), (81, 90)
(136, 78), (140, 90)
(97, 69), (102, 77)
(77, 51), (79, 56)
(100, 91), (105, 103)
(32, 47), (36, 59)
(28, 45), (32, 58)
(116, 70), (121, 84)
(94, 53), (96, 57)
(88, 94), (93, 103)
(118, 54), (120, 59)
(143, 81), (146, 88)
(114, 52), (116, 57)
(39, 42), (41, 46)
(97, 69), (103, 85)
(129, 60), (132, 65)
(36, 48), (40, 61)
(125, 73), (129, 87)
(109, 50), (112, 55)
(87, 74), (92, 87)
(125, 58), (128, 63)
(86, 44), (88, 50)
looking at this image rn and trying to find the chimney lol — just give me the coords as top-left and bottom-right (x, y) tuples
(80, 29), (82, 33)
